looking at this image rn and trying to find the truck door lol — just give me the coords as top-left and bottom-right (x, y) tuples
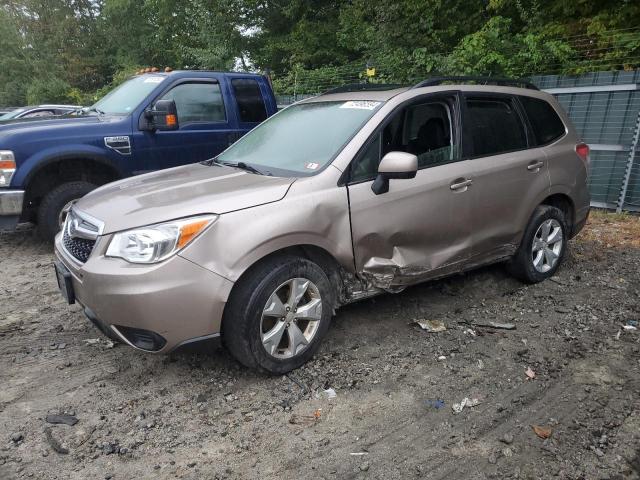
(229, 77), (270, 136)
(132, 78), (236, 172)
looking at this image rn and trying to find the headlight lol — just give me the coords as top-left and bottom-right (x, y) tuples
(106, 215), (217, 264)
(0, 151), (16, 187)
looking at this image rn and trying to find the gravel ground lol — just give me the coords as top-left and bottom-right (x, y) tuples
(1, 213), (639, 480)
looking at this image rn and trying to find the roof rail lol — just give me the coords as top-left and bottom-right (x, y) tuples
(322, 83), (406, 95)
(412, 76), (539, 90)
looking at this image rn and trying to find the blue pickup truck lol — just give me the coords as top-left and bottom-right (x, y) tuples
(0, 70), (277, 239)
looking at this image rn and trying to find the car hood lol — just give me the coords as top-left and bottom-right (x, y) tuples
(75, 163), (296, 234)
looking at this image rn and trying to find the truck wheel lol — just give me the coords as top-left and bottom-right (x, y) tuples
(37, 181), (97, 241)
(222, 255), (334, 374)
(507, 205), (568, 283)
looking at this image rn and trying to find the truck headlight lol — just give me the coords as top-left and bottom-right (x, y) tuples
(106, 215), (217, 264)
(0, 151), (16, 187)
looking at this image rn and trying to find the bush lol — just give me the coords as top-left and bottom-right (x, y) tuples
(26, 77), (77, 105)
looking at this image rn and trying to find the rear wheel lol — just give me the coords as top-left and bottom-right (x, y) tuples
(37, 181), (96, 241)
(507, 205), (567, 283)
(223, 256), (334, 374)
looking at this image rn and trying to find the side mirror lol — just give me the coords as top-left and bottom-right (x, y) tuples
(371, 151), (418, 195)
(142, 99), (179, 131)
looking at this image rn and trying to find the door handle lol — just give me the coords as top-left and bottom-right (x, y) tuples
(527, 161), (544, 171)
(450, 178), (473, 191)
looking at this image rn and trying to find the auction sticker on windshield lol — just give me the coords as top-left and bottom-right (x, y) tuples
(143, 77), (164, 83)
(340, 101), (381, 110)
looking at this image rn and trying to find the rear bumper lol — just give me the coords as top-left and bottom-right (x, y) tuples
(0, 189), (23, 230)
(54, 232), (234, 353)
(571, 205), (590, 238)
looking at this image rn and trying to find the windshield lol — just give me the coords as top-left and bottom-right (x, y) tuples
(90, 75), (165, 115)
(0, 109), (25, 120)
(216, 100), (382, 176)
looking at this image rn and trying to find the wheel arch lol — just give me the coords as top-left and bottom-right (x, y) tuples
(22, 154), (121, 222)
(222, 244), (346, 331)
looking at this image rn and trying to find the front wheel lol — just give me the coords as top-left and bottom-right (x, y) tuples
(507, 205), (568, 283)
(222, 256), (334, 374)
(37, 181), (97, 241)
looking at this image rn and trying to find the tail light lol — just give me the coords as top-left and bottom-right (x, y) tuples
(575, 143), (590, 166)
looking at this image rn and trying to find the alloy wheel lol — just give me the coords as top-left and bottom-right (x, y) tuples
(260, 278), (322, 359)
(531, 219), (563, 273)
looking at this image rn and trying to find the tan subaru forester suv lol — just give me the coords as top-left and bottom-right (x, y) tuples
(54, 77), (590, 374)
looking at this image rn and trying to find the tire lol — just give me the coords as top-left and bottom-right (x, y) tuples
(507, 205), (568, 283)
(222, 255), (334, 374)
(37, 181), (97, 242)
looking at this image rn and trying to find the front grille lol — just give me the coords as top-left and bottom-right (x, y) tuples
(63, 228), (95, 263)
(61, 209), (101, 263)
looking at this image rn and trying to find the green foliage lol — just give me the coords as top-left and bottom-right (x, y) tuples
(1, 0), (639, 106)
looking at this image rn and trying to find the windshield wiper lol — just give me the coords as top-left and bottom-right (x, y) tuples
(211, 159), (266, 175)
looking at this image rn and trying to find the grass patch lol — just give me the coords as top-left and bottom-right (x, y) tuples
(578, 209), (640, 248)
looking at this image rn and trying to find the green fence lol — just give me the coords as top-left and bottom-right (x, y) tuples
(532, 71), (640, 211)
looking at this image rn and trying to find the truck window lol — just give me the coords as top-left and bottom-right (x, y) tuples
(161, 82), (226, 123)
(231, 79), (268, 123)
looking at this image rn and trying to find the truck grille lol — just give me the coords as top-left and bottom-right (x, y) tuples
(61, 209), (103, 263)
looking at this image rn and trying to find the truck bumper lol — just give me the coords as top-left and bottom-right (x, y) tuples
(0, 189), (24, 230)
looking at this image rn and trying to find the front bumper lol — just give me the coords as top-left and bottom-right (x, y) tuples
(54, 232), (234, 353)
(0, 189), (24, 230)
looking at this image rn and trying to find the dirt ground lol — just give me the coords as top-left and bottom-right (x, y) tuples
(1, 212), (639, 480)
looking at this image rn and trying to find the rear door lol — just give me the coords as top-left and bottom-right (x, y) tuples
(347, 92), (475, 289)
(463, 93), (550, 262)
(133, 78), (236, 172)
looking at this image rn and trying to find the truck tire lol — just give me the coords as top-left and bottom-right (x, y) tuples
(507, 205), (568, 283)
(37, 181), (97, 241)
(222, 255), (334, 374)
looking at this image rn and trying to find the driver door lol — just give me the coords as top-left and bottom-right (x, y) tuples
(346, 93), (474, 289)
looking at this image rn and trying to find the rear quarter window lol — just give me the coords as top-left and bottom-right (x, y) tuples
(519, 96), (566, 145)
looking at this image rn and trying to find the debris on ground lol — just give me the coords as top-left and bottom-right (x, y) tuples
(320, 388), (337, 399)
(532, 425), (553, 439)
(452, 397), (480, 414)
(10, 432), (24, 443)
(470, 321), (516, 330)
(349, 452), (369, 456)
(425, 399), (445, 409)
(83, 338), (101, 345)
(44, 427), (69, 454)
(289, 409), (322, 425)
(525, 367), (536, 380)
(45, 414), (78, 426)
(413, 319), (446, 332)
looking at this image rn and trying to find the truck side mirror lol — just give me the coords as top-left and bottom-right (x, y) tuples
(371, 151), (418, 195)
(142, 99), (179, 131)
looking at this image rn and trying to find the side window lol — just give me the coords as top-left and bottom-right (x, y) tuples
(160, 82), (225, 123)
(403, 102), (454, 168)
(350, 134), (381, 183)
(23, 110), (55, 118)
(519, 96), (566, 145)
(349, 96), (457, 183)
(465, 97), (527, 157)
(231, 78), (268, 123)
